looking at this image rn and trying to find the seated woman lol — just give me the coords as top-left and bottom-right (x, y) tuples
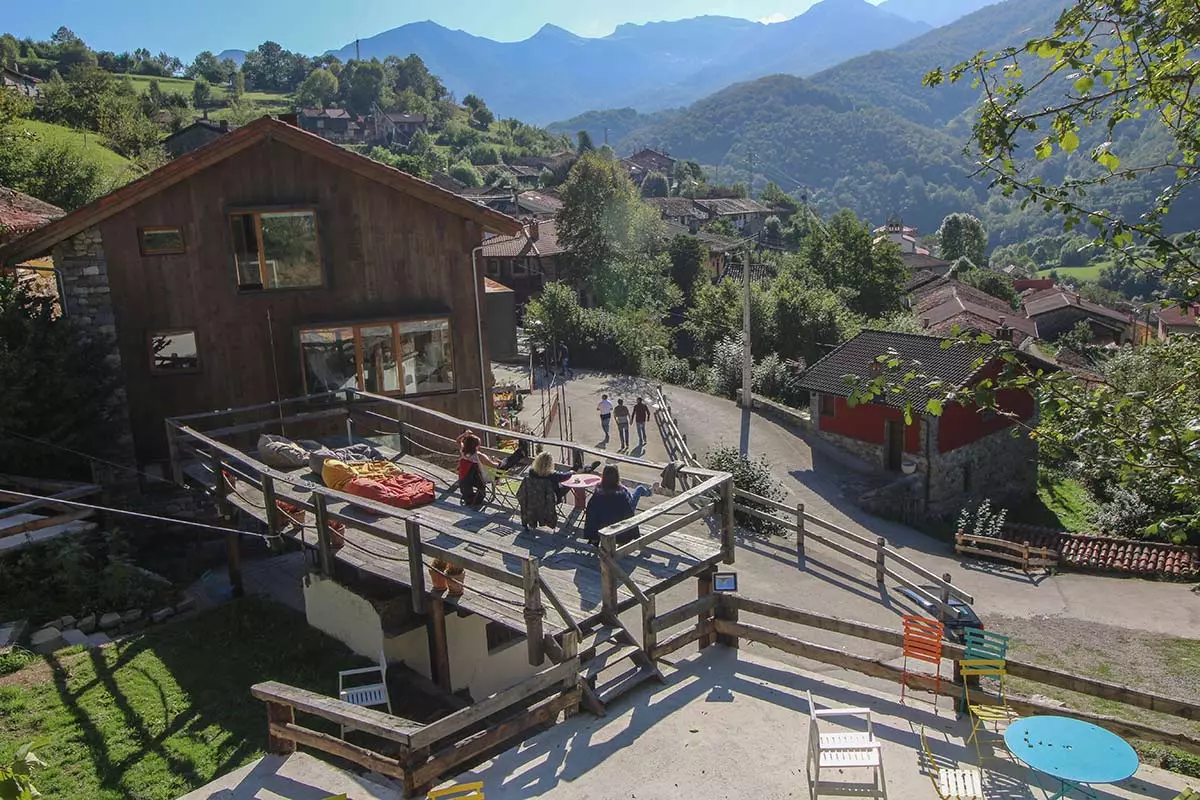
(516, 452), (573, 532)
(583, 464), (652, 545)
(457, 430), (497, 509)
(497, 438), (530, 472)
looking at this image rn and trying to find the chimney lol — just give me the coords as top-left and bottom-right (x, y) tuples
(921, 317), (930, 329)
(996, 316), (1012, 342)
(528, 220), (540, 242)
(219, 119), (229, 132)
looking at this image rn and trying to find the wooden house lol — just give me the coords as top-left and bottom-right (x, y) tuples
(1022, 287), (1135, 345)
(1, 66), (40, 99)
(479, 218), (562, 314)
(798, 330), (1045, 520)
(297, 108), (361, 143)
(1157, 303), (1200, 340)
(0, 117), (522, 473)
(161, 119), (231, 159)
(693, 197), (772, 237)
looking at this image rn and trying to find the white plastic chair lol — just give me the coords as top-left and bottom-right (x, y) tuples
(338, 655), (391, 737)
(806, 690), (887, 799)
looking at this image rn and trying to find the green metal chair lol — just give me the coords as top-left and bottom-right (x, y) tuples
(1172, 789), (1197, 800)
(959, 630), (1009, 715)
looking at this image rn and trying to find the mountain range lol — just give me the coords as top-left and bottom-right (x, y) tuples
(215, 0), (999, 124)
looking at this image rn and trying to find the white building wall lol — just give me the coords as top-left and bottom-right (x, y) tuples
(445, 614), (540, 699)
(304, 574), (385, 660)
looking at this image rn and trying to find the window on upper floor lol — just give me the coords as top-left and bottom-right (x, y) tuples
(511, 259), (529, 276)
(299, 317), (455, 397)
(819, 394), (836, 417)
(139, 226), (186, 255)
(230, 209), (322, 291)
(149, 329), (200, 374)
(486, 259), (501, 278)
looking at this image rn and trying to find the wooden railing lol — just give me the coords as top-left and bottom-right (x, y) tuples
(955, 531), (1059, 574)
(252, 657), (580, 797)
(653, 385), (697, 467)
(706, 593), (1200, 755)
(0, 474), (101, 543)
(732, 487), (971, 617)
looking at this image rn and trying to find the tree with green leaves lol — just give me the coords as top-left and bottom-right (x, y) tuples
(759, 181), (799, 218)
(936, 212), (987, 266)
(555, 150), (643, 290)
(230, 69), (246, 100)
(801, 209), (907, 318)
(667, 234), (707, 300)
(191, 76), (211, 107)
(576, 129), (595, 154)
(957, 269), (1018, 308)
(641, 171), (669, 198)
(294, 67), (339, 110)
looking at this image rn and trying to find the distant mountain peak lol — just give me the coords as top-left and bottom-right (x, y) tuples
(531, 23), (583, 41)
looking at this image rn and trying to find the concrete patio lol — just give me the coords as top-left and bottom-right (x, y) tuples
(180, 645), (1195, 799)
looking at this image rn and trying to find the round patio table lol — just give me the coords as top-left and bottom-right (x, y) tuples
(1004, 716), (1138, 799)
(560, 473), (601, 510)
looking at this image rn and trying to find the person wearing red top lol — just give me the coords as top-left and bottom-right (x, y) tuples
(456, 430), (497, 509)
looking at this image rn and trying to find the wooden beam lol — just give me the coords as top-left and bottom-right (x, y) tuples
(200, 407), (349, 438)
(720, 477), (735, 565)
(538, 575), (582, 638)
(268, 721), (408, 781)
(265, 701), (296, 755)
(650, 622), (713, 661)
(523, 559), (545, 667)
(168, 391), (339, 423)
(714, 594), (739, 649)
(697, 568), (715, 651)
(599, 478), (723, 543)
(599, 535), (619, 616)
(612, 503), (715, 558)
(406, 519), (425, 614)
(409, 689), (580, 789)
(597, 551), (649, 605)
(427, 596), (452, 694)
(648, 594), (718, 634)
(251, 681), (418, 745)
(313, 493), (333, 577)
(407, 659), (580, 750)
(0, 485), (101, 521)
(0, 508), (94, 540)
(642, 594), (658, 660)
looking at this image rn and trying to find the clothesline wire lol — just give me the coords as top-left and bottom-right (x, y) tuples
(0, 428), (175, 485)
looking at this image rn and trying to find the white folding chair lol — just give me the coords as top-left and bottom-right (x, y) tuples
(806, 689), (887, 799)
(338, 654), (391, 737)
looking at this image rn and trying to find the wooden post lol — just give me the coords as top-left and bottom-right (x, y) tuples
(561, 630), (579, 719)
(940, 573), (952, 625)
(165, 421), (183, 485)
(715, 594), (739, 649)
(698, 567), (715, 650)
(875, 536), (886, 586)
(407, 520), (425, 614)
(396, 410), (408, 456)
(212, 454), (243, 598)
(211, 454), (231, 518)
(261, 474), (280, 534)
(1022, 541), (1031, 574)
(226, 530), (244, 599)
(796, 502), (806, 566)
(427, 596), (452, 693)
(599, 534), (619, 617)
(522, 559), (545, 667)
(642, 593), (658, 661)
(265, 701), (296, 755)
(720, 476), (735, 565)
(313, 493), (332, 577)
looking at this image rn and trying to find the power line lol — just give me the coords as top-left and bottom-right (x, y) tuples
(1, 428), (174, 485)
(0, 489), (279, 541)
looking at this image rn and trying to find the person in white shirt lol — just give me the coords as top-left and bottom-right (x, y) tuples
(597, 394), (614, 444)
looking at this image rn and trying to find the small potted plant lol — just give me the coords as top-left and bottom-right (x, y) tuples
(429, 558), (449, 592)
(446, 563), (467, 597)
(329, 521), (346, 550)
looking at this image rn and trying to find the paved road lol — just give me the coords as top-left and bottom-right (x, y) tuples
(495, 365), (1200, 642)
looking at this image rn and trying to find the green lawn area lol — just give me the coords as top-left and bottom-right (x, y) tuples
(13, 118), (138, 183)
(124, 74), (291, 111)
(0, 598), (366, 800)
(1006, 472), (1097, 531)
(1035, 263), (1105, 281)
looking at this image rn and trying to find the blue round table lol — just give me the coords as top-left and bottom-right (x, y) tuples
(1004, 716), (1138, 799)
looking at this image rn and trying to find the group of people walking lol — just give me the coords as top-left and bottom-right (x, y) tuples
(596, 395), (651, 452)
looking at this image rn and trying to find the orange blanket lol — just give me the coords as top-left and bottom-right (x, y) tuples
(321, 458), (403, 491)
(343, 474), (436, 509)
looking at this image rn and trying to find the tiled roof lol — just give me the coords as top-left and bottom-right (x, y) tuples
(912, 279), (1014, 317)
(484, 277), (513, 293)
(479, 219), (564, 258)
(695, 197), (772, 216)
(0, 185), (64, 240)
(299, 108), (350, 119)
(796, 329), (998, 407)
(645, 197), (706, 218)
(1023, 288), (1130, 324)
(1157, 303), (1199, 330)
(1000, 525), (1198, 578)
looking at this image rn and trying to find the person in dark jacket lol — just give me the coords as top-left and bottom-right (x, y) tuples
(583, 464), (651, 544)
(517, 452), (572, 532)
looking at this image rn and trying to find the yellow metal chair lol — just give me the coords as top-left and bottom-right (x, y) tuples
(919, 726), (983, 800)
(960, 659), (1019, 761)
(483, 465), (522, 513)
(428, 782), (485, 799)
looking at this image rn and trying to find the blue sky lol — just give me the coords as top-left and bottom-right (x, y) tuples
(4, 0), (885, 60)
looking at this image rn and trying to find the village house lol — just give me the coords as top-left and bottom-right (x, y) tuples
(161, 118), (231, 159)
(367, 109), (428, 146)
(910, 278), (1037, 345)
(1156, 302), (1200, 339)
(479, 218), (562, 314)
(0, 116), (522, 473)
(466, 187), (563, 220)
(694, 197), (772, 237)
(0, 185), (64, 307)
(1022, 286), (1136, 344)
(644, 196), (711, 232)
(297, 108), (362, 143)
(621, 147), (676, 187)
(1, 65), (40, 99)
(798, 330), (1045, 519)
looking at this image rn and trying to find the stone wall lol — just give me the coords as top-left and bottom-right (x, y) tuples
(816, 429), (886, 469)
(925, 423), (1037, 520)
(52, 227), (137, 486)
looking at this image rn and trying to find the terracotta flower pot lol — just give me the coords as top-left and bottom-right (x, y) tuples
(446, 569), (466, 597)
(429, 563), (449, 591)
(329, 522), (346, 550)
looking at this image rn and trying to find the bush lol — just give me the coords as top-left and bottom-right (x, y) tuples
(641, 353), (697, 387)
(448, 160), (483, 188)
(753, 352), (805, 408)
(705, 445), (787, 535)
(1094, 487), (1153, 539)
(524, 283), (649, 374)
(465, 143), (501, 166)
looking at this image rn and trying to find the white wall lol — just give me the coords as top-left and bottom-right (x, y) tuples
(384, 625), (431, 678)
(445, 613), (540, 699)
(304, 574), (385, 660)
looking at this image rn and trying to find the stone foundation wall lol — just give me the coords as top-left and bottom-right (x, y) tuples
(816, 429), (887, 470)
(925, 425), (1037, 520)
(52, 227), (137, 477)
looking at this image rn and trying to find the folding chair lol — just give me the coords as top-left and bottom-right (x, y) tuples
(958, 630), (1009, 713)
(428, 782), (484, 799)
(805, 690), (887, 799)
(901, 615), (945, 709)
(337, 655), (391, 737)
(960, 659), (1019, 762)
(919, 725), (983, 800)
(484, 465), (523, 512)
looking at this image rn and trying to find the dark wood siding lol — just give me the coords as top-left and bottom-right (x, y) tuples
(98, 137), (491, 462)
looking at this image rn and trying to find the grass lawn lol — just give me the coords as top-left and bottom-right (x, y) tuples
(1006, 473), (1097, 531)
(124, 74), (291, 110)
(0, 597), (366, 800)
(13, 118), (138, 183)
(1035, 263), (1105, 281)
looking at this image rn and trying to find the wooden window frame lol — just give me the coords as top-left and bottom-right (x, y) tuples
(229, 207), (323, 292)
(138, 226), (186, 256)
(297, 315), (455, 398)
(819, 393), (836, 418)
(148, 328), (201, 375)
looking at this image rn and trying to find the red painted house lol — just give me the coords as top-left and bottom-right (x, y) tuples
(798, 330), (1046, 520)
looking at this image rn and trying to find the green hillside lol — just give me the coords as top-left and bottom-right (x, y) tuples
(124, 74), (292, 118)
(11, 118), (139, 182)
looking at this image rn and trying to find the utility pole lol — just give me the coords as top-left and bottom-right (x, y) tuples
(355, 38), (361, 61)
(741, 238), (753, 407)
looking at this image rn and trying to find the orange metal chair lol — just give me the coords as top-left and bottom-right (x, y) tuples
(901, 615), (945, 709)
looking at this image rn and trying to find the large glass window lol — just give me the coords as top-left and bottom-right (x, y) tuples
(230, 210), (322, 290)
(300, 327), (358, 393)
(299, 318), (454, 396)
(150, 329), (200, 373)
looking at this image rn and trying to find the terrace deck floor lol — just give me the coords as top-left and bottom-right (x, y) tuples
(182, 442), (724, 636)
